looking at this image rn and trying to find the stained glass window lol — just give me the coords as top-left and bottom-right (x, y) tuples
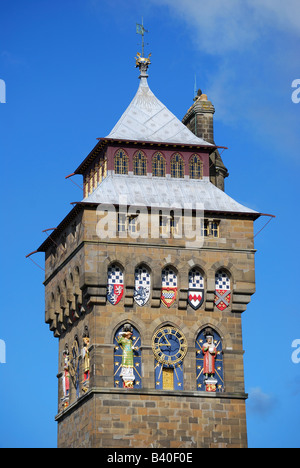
(171, 153), (184, 178)
(133, 150), (147, 176)
(189, 154), (203, 179)
(114, 149), (129, 175)
(152, 152), (166, 177)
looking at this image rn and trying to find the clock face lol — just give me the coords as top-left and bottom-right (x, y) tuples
(152, 326), (188, 366)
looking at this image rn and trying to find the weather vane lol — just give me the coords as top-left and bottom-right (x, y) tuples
(136, 18), (148, 58)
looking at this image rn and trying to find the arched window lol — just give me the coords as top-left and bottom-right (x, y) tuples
(114, 323), (142, 389)
(133, 150), (147, 176)
(215, 270), (231, 311)
(188, 268), (205, 310)
(161, 267), (177, 308)
(107, 264), (124, 305)
(196, 327), (224, 392)
(189, 154), (203, 179)
(171, 153), (184, 178)
(134, 265), (151, 306)
(114, 149), (128, 175)
(152, 152), (166, 177)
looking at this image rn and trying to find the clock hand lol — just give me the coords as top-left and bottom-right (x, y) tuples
(164, 336), (171, 347)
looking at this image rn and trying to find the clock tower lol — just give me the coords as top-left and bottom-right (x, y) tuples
(36, 53), (260, 448)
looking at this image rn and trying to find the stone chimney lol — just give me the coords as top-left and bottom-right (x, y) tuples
(182, 89), (229, 191)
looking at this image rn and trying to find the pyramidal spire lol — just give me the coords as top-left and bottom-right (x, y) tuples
(105, 23), (214, 146)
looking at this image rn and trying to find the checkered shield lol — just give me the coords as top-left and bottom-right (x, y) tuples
(134, 267), (151, 306)
(107, 264), (124, 305)
(188, 269), (204, 310)
(215, 271), (231, 311)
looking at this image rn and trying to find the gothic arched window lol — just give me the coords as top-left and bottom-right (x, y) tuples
(134, 265), (151, 306)
(161, 266), (177, 308)
(171, 153), (184, 178)
(214, 270), (231, 311)
(133, 150), (147, 176)
(114, 323), (142, 389)
(152, 152), (166, 177)
(196, 327), (224, 392)
(114, 149), (129, 175)
(107, 264), (124, 305)
(189, 154), (203, 179)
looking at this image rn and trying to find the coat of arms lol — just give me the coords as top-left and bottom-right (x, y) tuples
(215, 271), (231, 311)
(107, 264), (124, 305)
(188, 268), (204, 310)
(134, 267), (151, 306)
(161, 267), (177, 308)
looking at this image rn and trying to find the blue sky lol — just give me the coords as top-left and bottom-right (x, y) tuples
(0, 0), (299, 448)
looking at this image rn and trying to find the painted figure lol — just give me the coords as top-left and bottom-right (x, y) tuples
(62, 346), (70, 408)
(117, 324), (138, 389)
(202, 329), (218, 392)
(82, 336), (90, 393)
(202, 335), (217, 376)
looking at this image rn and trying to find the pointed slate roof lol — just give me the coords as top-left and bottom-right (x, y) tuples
(106, 61), (213, 146)
(82, 55), (258, 218)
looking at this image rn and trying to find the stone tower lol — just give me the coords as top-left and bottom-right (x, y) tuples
(182, 89), (229, 191)
(36, 54), (260, 448)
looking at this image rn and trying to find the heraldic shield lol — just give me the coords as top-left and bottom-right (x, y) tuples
(134, 266), (151, 307)
(188, 268), (204, 310)
(107, 264), (124, 305)
(215, 270), (231, 311)
(161, 267), (177, 308)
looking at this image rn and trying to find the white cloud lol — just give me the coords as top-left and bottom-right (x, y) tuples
(150, 0), (300, 54)
(247, 387), (277, 416)
(148, 0), (300, 160)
